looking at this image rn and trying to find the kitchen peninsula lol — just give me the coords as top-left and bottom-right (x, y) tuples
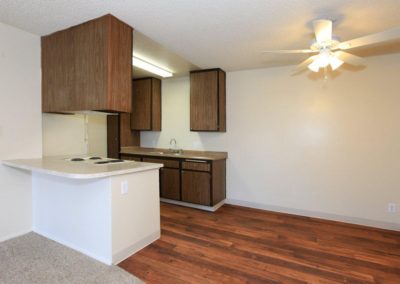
(2, 157), (162, 265)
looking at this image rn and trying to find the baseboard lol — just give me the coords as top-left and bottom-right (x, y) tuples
(0, 229), (32, 243)
(33, 228), (112, 265)
(112, 230), (160, 265)
(161, 198), (225, 212)
(225, 199), (400, 231)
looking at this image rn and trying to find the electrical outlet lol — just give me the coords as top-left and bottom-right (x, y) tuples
(387, 203), (397, 213)
(121, 181), (128, 195)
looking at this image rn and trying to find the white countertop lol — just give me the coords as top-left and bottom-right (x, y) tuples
(2, 157), (163, 179)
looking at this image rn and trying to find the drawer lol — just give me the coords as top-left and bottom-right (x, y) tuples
(142, 157), (180, 168)
(182, 160), (210, 172)
(120, 155), (142, 162)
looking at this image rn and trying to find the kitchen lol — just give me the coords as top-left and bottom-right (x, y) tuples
(1, 1), (400, 283)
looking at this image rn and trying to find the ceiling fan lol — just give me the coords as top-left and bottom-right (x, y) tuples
(263, 19), (400, 73)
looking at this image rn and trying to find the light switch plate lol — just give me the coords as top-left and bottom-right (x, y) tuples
(387, 203), (397, 213)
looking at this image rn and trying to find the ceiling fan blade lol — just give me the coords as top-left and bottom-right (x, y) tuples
(313, 19), (332, 43)
(262, 49), (315, 54)
(293, 55), (317, 73)
(338, 26), (400, 50)
(334, 51), (366, 66)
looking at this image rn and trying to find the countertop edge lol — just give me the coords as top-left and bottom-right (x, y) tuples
(2, 160), (163, 180)
(120, 147), (228, 161)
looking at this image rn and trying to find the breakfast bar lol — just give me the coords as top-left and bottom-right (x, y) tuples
(2, 157), (163, 265)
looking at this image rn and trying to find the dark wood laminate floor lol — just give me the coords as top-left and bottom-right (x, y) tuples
(119, 203), (400, 284)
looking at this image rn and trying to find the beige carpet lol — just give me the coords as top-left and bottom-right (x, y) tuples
(0, 233), (143, 284)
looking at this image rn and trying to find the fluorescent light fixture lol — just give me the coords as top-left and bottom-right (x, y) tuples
(132, 56), (173, 78)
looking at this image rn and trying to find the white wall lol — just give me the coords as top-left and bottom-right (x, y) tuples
(0, 22), (42, 241)
(42, 114), (87, 156)
(142, 53), (400, 230)
(87, 115), (107, 156)
(142, 77), (201, 149)
(42, 114), (107, 157)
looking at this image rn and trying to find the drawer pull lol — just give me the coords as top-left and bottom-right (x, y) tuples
(185, 159), (207, 163)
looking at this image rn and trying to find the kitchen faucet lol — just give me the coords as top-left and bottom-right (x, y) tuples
(169, 138), (183, 154)
(170, 138), (177, 149)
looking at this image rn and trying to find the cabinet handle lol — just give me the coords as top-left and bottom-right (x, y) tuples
(185, 159), (207, 163)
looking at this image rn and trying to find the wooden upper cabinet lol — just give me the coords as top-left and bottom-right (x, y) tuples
(41, 14), (133, 113)
(131, 78), (161, 131)
(190, 69), (226, 132)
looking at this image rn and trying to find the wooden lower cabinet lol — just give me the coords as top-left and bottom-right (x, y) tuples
(142, 157), (180, 201)
(160, 168), (180, 200)
(119, 154), (226, 207)
(181, 170), (211, 205)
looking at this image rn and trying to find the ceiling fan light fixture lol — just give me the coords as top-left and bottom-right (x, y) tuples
(308, 60), (320, 72)
(318, 50), (331, 67)
(330, 56), (344, 71)
(308, 51), (344, 72)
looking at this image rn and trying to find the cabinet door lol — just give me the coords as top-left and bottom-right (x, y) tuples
(160, 168), (180, 200)
(131, 78), (161, 131)
(131, 79), (152, 130)
(181, 170), (211, 205)
(120, 113), (140, 147)
(190, 71), (219, 131)
(106, 114), (140, 159)
(151, 78), (162, 131)
(107, 115), (120, 159)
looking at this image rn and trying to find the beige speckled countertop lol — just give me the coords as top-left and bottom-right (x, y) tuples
(120, 147), (228, 161)
(2, 157), (162, 179)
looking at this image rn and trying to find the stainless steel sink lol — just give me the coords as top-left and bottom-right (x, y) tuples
(148, 151), (183, 156)
(148, 151), (165, 155)
(145, 151), (210, 160)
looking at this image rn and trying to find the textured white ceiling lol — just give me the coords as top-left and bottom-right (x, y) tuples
(0, 0), (399, 71)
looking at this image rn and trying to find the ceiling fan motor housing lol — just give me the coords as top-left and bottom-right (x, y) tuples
(310, 38), (340, 51)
